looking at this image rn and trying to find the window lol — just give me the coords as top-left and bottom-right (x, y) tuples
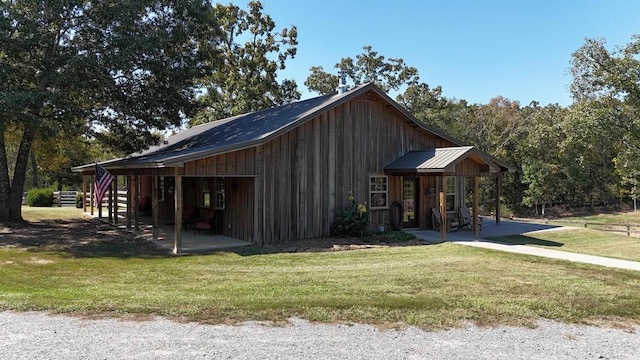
(202, 179), (211, 208)
(158, 177), (165, 202)
(446, 176), (456, 212)
(215, 177), (225, 209)
(369, 176), (388, 209)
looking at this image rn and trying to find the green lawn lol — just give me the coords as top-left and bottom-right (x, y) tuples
(554, 210), (640, 225)
(1, 238), (639, 329)
(493, 228), (640, 262)
(20, 206), (86, 221)
(1, 206), (638, 330)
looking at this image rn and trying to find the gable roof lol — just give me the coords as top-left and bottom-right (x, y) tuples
(383, 147), (502, 174)
(74, 83), (512, 172)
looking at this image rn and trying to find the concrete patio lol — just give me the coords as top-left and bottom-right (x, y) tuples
(91, 213), (252, 252)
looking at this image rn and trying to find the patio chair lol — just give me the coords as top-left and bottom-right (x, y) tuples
(182, 205), (199, 229)
(458, 206), (482, 231)
(458, 206), (472, 229)
(431, 207), (441, 231)
(194, 214), (216, 235)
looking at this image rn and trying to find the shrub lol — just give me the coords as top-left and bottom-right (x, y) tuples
(331, 193), (370, 237)
(26, 188), (54, 207)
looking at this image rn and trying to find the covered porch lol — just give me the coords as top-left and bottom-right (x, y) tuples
(384, 146), (514, 241)
(76, 169), (256, 254)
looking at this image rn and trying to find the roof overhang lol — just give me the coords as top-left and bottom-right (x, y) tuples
(384, 147), (505, 176)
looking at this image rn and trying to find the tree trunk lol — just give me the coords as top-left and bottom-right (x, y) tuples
(30, 148), (38, 189)
(0, 126), (35, 224)
(0, 130), (12, 223)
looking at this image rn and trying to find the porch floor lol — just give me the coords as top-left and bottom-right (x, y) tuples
(405, 218), (562, 242)
(89, 212), (252, 252)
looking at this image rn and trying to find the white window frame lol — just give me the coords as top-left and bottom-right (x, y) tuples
(446, 176), (456, 212)
(369, 175), (388, 209)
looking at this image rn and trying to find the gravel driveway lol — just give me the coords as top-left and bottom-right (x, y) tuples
(2, 312), (638, 359)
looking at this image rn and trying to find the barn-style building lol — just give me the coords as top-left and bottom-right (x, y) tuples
(73, 83), (512, 253)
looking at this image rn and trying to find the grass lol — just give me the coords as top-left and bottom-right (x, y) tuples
(1, 206), (638, 330)
(492, 228), (640, 262)
(20, 206), (86, 221)
(553, 210), (640, 225)
(2, 236), (640, 330)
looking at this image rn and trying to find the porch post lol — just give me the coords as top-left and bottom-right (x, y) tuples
(495, 176), (501, 225)
(126, 176), (132, 230)
(82, 176), (87, 213)
(473, 176), (479, 237)
(152, 176), (159, 241)
(90, 175), (94, 216)
(107, 183), (113, 223)
(97, 175), (102, 219)
(440, 174), (446, 241)
(133, 176), (139, 232)
(174, 170), (183, 254)
(113, 177), (118, 225)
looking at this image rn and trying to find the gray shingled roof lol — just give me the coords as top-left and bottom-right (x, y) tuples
(384, 147), (502, 173)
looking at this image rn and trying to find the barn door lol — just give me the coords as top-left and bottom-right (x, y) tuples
(402, 176), (419, 228)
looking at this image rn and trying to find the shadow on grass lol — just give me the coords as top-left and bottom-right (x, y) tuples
(488, 235), (564, 247)
(0, 218), (425, 258)
(0, 218), (172, 259)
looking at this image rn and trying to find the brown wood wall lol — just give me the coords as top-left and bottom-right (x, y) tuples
(253, 92), (456, 244)
(95, 90), (495, 244)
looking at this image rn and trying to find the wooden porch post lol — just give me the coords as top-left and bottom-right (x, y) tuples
(82, 176), (87, 213)
(107, 183), (113, 223)
(174, 170), (183, 254)
(440, 175), (446, 241)
(90, 175), (94, 216)
(97, 175), (102, 219)
(495, 176), (501, 225)
(126, 176), (132, 230)
(152, 176), (159, 241)
(113, 177), (118, 225)
(133, 176), (139, 232)
(473, 176), (479, 237)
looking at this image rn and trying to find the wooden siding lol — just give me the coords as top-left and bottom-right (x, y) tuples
(256, 91), (457, 243)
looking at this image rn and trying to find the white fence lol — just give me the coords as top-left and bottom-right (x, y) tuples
(53, 191), (78, 207)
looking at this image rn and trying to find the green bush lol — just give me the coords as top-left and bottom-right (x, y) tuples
(26, 188), (54, 207)
(331, 193), (370, 237)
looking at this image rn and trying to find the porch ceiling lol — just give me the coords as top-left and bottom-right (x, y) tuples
(383, 146), (502, 175)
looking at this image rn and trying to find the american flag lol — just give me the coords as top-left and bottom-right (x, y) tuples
(94, 164), (116, 208)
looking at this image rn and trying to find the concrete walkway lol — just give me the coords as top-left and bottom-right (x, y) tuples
(407, 219), (640, 271)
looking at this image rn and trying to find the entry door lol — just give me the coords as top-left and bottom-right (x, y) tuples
(402, 177), (419, 228)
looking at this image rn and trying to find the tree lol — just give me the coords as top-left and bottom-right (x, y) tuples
(570, 36), (640, 206)
(305, 45), (419, 95)
(0, 0), (216, 223)
(192, 1), (299, 125)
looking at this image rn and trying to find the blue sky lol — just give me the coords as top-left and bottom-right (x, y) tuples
(258, 0), (639, 106)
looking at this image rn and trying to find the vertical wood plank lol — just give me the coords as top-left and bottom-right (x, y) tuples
(133, 176), (139, 232)
(328, 108), (337, 234)
(152, 176), (159, 240)
(313, 117), (321, 237)
(173, 169), (182, 254)
(126, 176), (132, 230)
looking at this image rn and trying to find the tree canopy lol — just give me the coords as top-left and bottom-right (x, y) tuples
(305, 45), (419, 95)
(191, 1), (299, 125)
(0, 0), (217, 223)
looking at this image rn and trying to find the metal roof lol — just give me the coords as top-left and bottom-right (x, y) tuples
(384, 147), (502, 174)
(73, 83), (501, 172)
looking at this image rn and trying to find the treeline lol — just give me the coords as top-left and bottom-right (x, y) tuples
(2, 1), (638, 222)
